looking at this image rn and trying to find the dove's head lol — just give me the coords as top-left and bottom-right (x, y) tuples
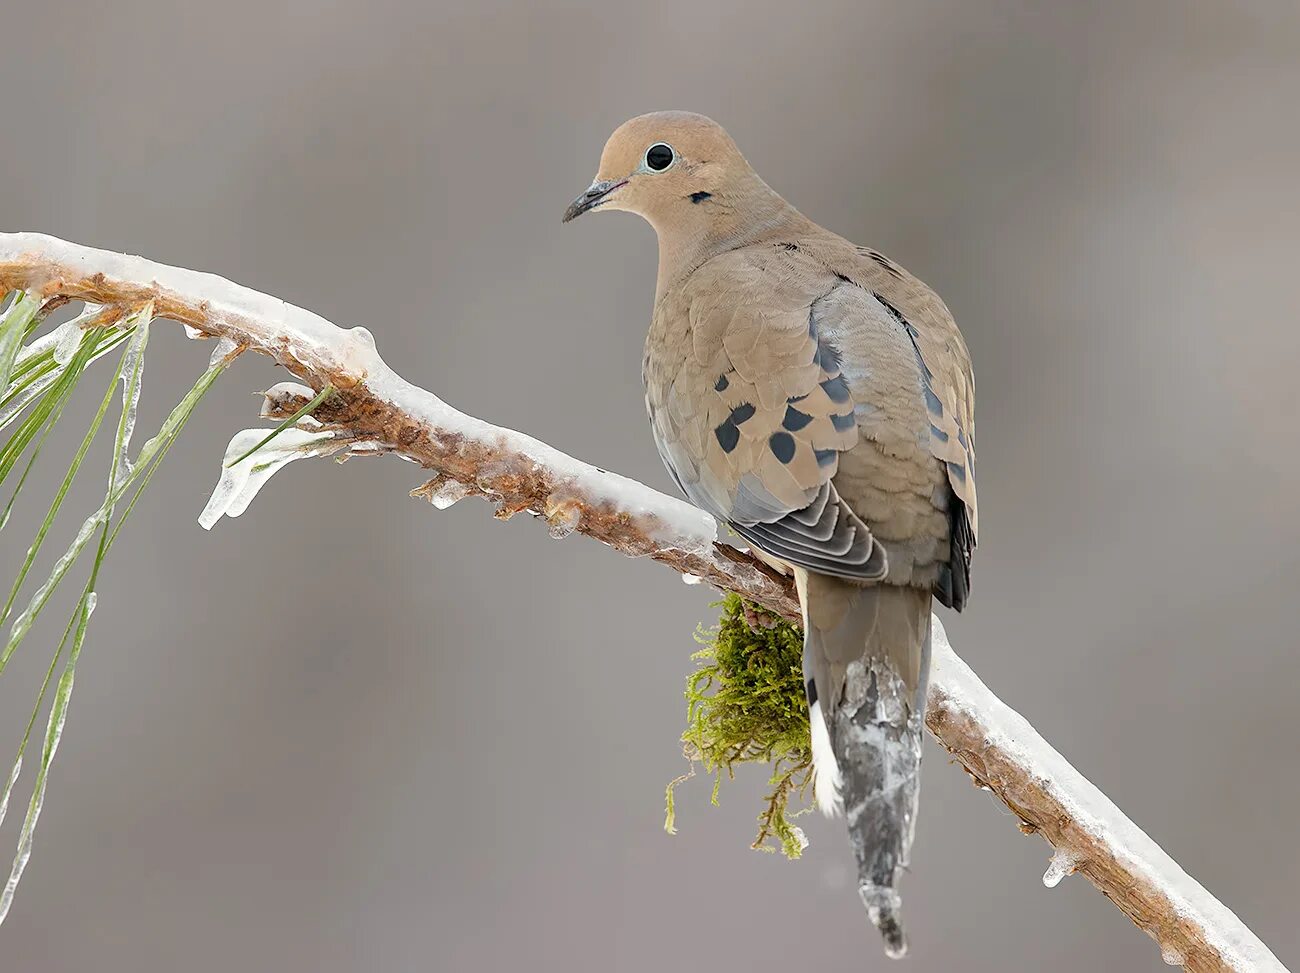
(562, 111), (763, 230)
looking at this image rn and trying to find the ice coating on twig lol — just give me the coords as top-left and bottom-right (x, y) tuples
(0, 233), (719, 557)
(208, 336), (240, 368)
(545, 501), (581, 539)
(929, 618), (1285, 972)
(199, 427), (338, 529)
(1, 233), (377, 383)
(260, 382), (316, 418)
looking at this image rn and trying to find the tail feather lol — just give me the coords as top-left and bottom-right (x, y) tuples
(798, 571), (932, 959)
(807, 697), (842, 816)
(834, 647), (927, 959)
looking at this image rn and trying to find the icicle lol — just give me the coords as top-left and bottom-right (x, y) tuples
(1042, 848), (1078, 888)
(681, 573), (704, 585)
(0, 757), (20, 832)
(199, 427), (336, 529)
(545, 501), (581, 539)
(0, 666), (76, 926)
(52, 320), (82, 365)
(208, 336), (240, 368)
(423, 478), (469, 510)
(182, 325), (206, 340)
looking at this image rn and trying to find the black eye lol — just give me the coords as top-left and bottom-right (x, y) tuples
(644, 143), (675, 171)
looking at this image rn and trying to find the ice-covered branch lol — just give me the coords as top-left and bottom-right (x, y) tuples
(0, 233), (1285, 973)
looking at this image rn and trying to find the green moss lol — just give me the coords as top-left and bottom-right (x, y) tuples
(664, 594), (813, 859)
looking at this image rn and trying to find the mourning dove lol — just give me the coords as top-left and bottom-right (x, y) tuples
(564, 111), (976, 957)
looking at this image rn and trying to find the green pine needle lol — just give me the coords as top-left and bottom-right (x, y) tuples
(0, 335), (124, 649)
(0, 294), (39, 395)
(0, 309), (229, 925)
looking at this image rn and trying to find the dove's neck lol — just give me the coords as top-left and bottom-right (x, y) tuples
(651, 173), (813, 302)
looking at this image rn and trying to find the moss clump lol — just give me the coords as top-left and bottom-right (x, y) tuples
(664, 594), (813, 859)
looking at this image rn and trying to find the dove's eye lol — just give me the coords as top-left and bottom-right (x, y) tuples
(644, 143), (675, 172)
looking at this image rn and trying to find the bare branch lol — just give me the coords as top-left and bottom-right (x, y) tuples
(0, 233), (1285, 973)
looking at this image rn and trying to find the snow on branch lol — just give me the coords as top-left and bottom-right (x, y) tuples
(0, 232), (1285, 973)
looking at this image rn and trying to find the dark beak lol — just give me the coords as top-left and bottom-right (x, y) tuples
(562, 179), (626, 223)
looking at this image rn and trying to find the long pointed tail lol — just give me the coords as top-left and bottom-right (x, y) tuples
(800, 574), (932, 958)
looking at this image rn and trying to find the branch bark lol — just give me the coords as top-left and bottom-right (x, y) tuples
(0, 233), (1286, 973)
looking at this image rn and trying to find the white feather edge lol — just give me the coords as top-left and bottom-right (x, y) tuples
(809, 699), (843, 816)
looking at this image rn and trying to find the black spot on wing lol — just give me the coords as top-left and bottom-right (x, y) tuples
(783, 405), (814, 431)
(947, 461), (966, 483)
(730, 402), (756, 425)
(929, 424), (949, 443)
(814, 448), (837, 468)
(715, 420), (740, 453)
(690, 191), (712, 204)
(805, 678), (818, 707)
(831, 412), (856, 432)
(925, 387), (943, 415)
(769, 432), (796, 463)
(715, 403), (756, 455)
(714, 373), (729, 392)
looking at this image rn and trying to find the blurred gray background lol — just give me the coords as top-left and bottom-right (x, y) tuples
(2, 1), (1297, 970)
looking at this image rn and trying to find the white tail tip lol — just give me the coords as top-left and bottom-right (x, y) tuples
(809, 700), (843, 816)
